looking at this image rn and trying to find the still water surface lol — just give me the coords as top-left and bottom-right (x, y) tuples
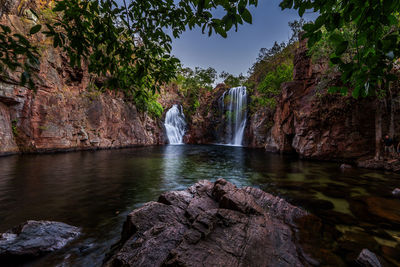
(0, 145), (399, 266)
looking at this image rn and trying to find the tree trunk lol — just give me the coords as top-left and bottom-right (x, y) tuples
(375, 100), (383, 160)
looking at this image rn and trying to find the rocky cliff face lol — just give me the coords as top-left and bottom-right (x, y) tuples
(248, 39), (400, 162)
(246, 107), (275, 148)
(184, 84), (228, 144)
(0, 6), (165, 156)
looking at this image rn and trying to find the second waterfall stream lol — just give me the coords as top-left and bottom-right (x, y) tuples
(220, 86), (248, 146)
(164, 104), (186, 144)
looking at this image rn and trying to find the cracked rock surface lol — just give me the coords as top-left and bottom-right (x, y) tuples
(106, 179), (320, 267)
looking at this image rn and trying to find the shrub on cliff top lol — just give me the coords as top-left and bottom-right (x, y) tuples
(174, 66), (217, 118)
(246, 40), (296, 112)
(132, 90), (164, 119)
(252, 62), (293, 109)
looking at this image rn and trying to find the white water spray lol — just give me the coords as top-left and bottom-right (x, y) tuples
(219, 86), (247, 146)
(164, 104), (186, 145)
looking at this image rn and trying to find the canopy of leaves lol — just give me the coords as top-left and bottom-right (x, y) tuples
(0, 0), (258, 98)
(248, 48), (294, 111)
(248, 41), (292, 84)
(0, 23), (39, 88)
(174, 66), (217, 116)
(177, 66), (218, 92)
(259, 63), (293, 94)
(280, 0), (400, 98)
(219, 71), (246, 88)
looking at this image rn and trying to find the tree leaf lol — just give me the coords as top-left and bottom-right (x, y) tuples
(329, 32), (344, 45)
(30, 25), (42, 35)
(335, 40), (348, 55)
(241, 9), (252, 24)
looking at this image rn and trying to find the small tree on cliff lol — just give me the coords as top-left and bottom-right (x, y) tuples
(219, 71), (246, 88)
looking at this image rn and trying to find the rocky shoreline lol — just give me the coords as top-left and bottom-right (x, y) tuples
(0, 180), (392, 266)
(103, 179), (390, 267)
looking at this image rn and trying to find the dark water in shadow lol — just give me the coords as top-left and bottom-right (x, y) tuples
(0, 145), (399, 266)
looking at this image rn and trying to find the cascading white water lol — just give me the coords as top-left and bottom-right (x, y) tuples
(219, 86), (247, 146)
(164, 104), (186, 145)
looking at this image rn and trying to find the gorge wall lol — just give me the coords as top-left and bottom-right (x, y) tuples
(247, 39), (400, 162)
(183, 84), (227, 144)
(2, 0), (399, 164)
(181, 38), (400, 164)
(0, 3), (165, 156)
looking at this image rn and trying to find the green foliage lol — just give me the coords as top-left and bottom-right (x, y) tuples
(219, 71), (246, 88)
(132, 90), (164, 118)
(11, 119), (18, 136)
(281, 0), (400, 98)
(252, 63), (293, 108)
(0, 23), (40, 88)
(175, 66), (217, 117)
(257, 63), (293, 94)
(247, 39), (295, 111)
(246, 19), (305, 112)
(0, 0), (258, 106)
(248, 41), (295, 86)
(84, 82), (102, 101)
(288, 18), (307, 44)
(178, 67), (217, 92)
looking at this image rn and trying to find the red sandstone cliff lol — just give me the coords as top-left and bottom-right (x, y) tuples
(183, 84), (228, 144)
(0, 3), (165, 155)
(249, 39), (400, 162)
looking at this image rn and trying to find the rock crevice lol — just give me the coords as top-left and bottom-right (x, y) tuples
(105, 179), (322, 267)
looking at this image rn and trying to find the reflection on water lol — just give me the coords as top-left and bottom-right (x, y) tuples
(161, 145), (248, 188)
(0, 145), (399, 266)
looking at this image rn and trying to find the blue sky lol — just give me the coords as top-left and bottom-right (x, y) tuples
(115, 0), (317, 77)
(171, 0), (317, 76)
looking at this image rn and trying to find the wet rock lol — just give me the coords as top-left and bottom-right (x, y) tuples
(365, 197), (400, 224)
(350, 197), (400, 227)
(392, 188), (400, 198)
(106, 179), (321, 266)
(246, 107), (275, 148)
(356, 249), (381, 267)
(340, 164), (352, 170)
(357, 159), (384, 170)
(0, 220), (80, 261)
(381, 245), (400, 265)
(357, 159), (400, 173)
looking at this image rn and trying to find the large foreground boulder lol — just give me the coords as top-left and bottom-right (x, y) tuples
(105, 179), (321, 266)
(0, 220), (80, 262)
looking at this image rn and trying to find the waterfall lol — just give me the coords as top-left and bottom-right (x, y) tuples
(164, 104), (186, 145)
(219, 86), (247, 146)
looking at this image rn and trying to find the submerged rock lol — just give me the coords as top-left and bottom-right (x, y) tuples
(357, 159), (400, 173)
(356, 249), (382, 267)
(340, 164), (352, 170)
(393, 188), (400, 198)
(106, 179), (321, 266)
(0, 220), (80, 261)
